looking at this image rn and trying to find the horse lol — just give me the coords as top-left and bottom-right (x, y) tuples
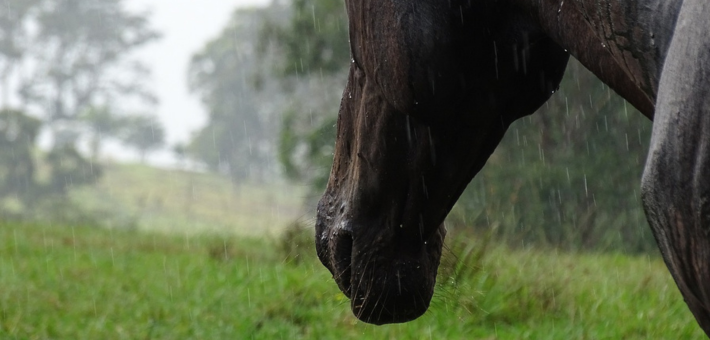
(314, 0), (710, 334)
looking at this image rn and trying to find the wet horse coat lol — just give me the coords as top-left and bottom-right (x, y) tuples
(315, 0), (710, 333)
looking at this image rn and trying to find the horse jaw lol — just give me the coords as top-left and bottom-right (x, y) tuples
(311, 60), (458, 323)
(315, 0), (569, 324)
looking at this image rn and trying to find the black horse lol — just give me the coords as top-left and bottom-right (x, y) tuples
(315, 0), (710, 334)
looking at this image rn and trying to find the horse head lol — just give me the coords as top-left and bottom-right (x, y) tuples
(315, 1), (569, 324)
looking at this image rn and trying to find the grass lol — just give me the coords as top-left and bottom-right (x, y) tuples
(70, 163), (308, 236)
(0, 222), (703, 339)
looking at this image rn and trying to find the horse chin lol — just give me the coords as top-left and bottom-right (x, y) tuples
(348, 252), (438, 325)
(316, 214), (445, 324)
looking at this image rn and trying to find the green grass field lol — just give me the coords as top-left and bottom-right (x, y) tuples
(70, 163), (308, 236)
(2, 163), (703, 339)
(0, 222), (703, 339)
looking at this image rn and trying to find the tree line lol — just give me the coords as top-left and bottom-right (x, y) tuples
(0, 0), (165, 220)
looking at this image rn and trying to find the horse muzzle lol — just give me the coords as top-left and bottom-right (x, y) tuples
(315, 200), (445, 324)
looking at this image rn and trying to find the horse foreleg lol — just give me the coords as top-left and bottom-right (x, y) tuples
(641, 0), (710, 334)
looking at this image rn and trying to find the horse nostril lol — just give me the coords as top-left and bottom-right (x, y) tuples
(333, 230), (354, 297)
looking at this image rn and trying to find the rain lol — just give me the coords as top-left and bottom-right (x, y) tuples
(0, 0), (704, 338)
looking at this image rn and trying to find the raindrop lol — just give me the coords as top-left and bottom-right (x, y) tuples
(427, 127), (436, 165)
(493, 41), (499, 79)
(625, 133), (629, 151)
(405, 116), (412, 145)
(422, 175), (429, 199)
(515, 128), (520, 146)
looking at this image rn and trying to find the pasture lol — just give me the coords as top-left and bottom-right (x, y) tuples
(0, 225), (703, 338)
(0, 164), (703, 339)
(70, 163), (306, 236)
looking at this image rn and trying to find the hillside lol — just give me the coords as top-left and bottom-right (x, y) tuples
(70, 163), (308, 236)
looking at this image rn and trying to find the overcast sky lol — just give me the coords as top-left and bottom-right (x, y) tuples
(121, 0), (270, 164)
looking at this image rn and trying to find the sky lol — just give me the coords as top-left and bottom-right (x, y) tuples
(119, 0), (271, 165)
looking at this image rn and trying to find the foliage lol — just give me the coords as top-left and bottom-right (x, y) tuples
(187, 0), (347, 184)
(278, 110), (336, 192)
(450, 60), (654, 253)
(44, 144), (101, 196)
(260, 0), (349, 76)
(119, 114), (165, 162)
(19, 0), (159, 124)
(188, 7), (285, 182)
(0, 109), (100, 217)
(0, 221), (702, 338)
(0, 0), (40, 61)
(0, 0), (160, 166)
(262, 0), (347, 197)
(277, 220), (317, 265)
(79, 105), (130, 160)
(0, 109), (42, 205)
(0, 0), (43, 105)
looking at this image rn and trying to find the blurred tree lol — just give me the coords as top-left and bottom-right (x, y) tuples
(19, 0), (159, 132)
(172, 143), (187, 169)
(188, 1), (347, 185)
(262, 0), (348, 195)
(44, 144), (101, 196)
(188, 7), (286, 182)
(278, 110), (336, 191)
(0, 108), (100, 213)
(80, 105), (128, 161)
(0, 0), (43, 107)
(0, 109), (42, 206)
(260, 0), (349, 77)
(120, 115), (165, 163)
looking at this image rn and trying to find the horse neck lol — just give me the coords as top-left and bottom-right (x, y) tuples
(510, 0), (681, 119)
